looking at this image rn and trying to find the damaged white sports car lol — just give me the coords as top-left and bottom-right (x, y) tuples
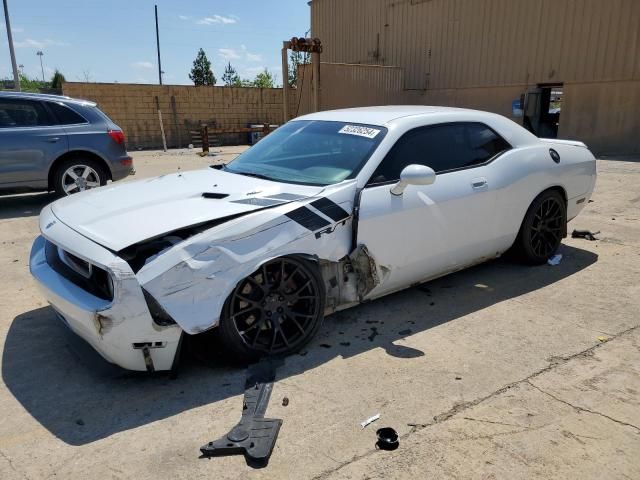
(30, 106), (596, 371)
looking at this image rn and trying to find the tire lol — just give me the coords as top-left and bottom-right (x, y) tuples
(514, 190), (567, 264)
(218, 256), (325, 362)
(53, 156), (108, 196)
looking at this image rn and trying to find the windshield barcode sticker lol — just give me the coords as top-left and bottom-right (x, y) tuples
(338, 125), (381, 139)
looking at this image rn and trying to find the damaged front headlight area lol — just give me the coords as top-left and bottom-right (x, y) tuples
(44, 239), (115, 301)
(142, 288), (177, 327)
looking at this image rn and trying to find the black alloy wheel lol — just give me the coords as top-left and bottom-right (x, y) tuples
(529, 196), (564, 258)
(516, 190), (566, 264)
(219, 257), (324, 360)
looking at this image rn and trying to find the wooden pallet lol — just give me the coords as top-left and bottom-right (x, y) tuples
(188, 124), (274, 148)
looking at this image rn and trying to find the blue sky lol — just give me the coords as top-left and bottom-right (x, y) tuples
(0, 0), (310, 85)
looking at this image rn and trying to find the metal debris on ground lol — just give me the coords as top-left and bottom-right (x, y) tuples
(547, 254), (563, 266)
(361, 413), (381, 429)
(375, 427), (399, 451)
(572, 229), (600, 241)
(200, 359), (283, 468)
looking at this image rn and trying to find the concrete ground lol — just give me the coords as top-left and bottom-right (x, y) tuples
(0, 148), (638, 479)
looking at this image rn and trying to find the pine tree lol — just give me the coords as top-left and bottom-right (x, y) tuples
(288, 50), (310, 87)
(189, 48), (216, 85)
(50, 69), (66, 91)
(222, 62), (240, 86)
(252, 69), (275, 88)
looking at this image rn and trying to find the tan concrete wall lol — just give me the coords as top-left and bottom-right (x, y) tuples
(560, 80), (640, 155)
(62, 82), (297, 149)
(309, 0), (640, 154)
(312, 0), (640, 90)
(300, 63), (640, 154)
(297, 63), (405, 115)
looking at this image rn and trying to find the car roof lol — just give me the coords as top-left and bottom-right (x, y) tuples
(0, 91), (96, 107)
(295, 105), (486, 126)
(295, 105), (539, 147)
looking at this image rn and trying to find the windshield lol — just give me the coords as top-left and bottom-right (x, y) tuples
(224, 120), (387, 186)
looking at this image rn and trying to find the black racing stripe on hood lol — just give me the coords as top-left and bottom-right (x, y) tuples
(285, 206), (330, 231)
(310, 198), (350, 223)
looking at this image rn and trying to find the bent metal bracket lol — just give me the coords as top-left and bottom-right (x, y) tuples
(200, 359), (284, 468)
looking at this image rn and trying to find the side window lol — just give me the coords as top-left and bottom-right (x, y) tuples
(466, 123), (511, 165)
(46, 102), (87, 125)
(368, 122), (510, 184)
(0, 99), (53, 128)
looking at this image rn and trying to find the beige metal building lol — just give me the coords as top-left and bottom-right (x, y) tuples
(306, 0), (640, 154)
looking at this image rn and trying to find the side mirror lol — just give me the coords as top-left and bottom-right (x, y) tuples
(390, 164), (436, 196)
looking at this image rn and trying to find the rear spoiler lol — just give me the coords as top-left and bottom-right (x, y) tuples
(539, 138), (587, 148)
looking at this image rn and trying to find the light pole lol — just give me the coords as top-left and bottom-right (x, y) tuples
(155, 5), (162, 85)
(36, 50), (45, 81)
(3, 0), (21, 90)
(18, 64), (24, 74)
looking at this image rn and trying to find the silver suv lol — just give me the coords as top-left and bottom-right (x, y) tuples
(0, 92), (133, 196)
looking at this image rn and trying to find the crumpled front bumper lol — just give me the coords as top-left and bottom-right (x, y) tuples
(29, 206), (182, 371)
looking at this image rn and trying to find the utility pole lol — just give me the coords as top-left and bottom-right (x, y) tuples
(155, 5), (162, 85)
(37, 50), (44, 81)
(3, 0), (21, 90)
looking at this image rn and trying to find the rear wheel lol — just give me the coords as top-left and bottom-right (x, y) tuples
(218, 257), (325, 361)
(53, 157), (108, 196)
(515, 190), (566, 264)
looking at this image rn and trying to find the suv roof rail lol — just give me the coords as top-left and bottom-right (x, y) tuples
(0, 90), (96, 106)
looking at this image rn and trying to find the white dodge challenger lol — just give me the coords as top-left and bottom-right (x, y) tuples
(30, 106), (597, 371)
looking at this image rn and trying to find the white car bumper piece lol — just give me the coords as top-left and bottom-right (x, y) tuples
(29, 206), (182, 371)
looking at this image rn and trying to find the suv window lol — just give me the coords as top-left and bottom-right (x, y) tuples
(0, 99), (54, 128)
(47, 102), (87, 125)
(368, 122), (511, 185)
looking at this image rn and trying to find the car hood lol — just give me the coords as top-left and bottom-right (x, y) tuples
(50, 168), (325, 251)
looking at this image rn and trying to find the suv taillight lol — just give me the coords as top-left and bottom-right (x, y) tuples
(108, 129), (125, 144)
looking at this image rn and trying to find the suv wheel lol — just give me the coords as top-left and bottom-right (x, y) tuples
(53, 157), (107, 196)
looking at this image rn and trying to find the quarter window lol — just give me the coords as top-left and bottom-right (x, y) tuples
(47, 102), (87, 125)
(368, 122), (511, 185)
(0, 99), (54, 128)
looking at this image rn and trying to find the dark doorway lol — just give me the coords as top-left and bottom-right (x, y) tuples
(523, 84), (563, 138)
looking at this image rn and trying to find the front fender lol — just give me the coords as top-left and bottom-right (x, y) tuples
(139, 183), (357, 334)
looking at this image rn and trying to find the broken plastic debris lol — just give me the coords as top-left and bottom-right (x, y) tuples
(572, 229), (600, 241)
(375, 427), (399, 451)
(361, 413), (381, 429)
(547, 254), (563, 266)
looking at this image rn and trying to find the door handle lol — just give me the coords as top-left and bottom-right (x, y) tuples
(46, 137), (61, 143)
(471, 178), (488, 189)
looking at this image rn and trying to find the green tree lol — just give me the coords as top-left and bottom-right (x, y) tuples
(189, 48), (216, 85)
(288, 50), (310, 87)
(18, 73), (47, 92)
(50, 69), (66, 91)
(252, 68), (275, 88)
(232, 78), (253, 87)
(222, 62), (240, 86)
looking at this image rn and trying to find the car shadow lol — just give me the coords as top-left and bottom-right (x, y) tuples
(0, 192), (54, 220)
(2, 244), (597, 445)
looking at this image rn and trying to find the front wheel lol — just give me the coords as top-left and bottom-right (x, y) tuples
(218, 256), (325, 361)
(515, 190), (567, 264)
